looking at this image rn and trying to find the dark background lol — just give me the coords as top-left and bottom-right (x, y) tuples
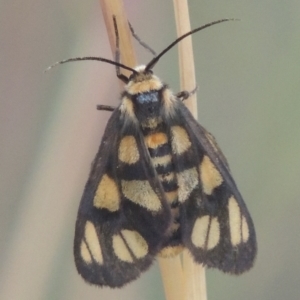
(1, 0), (299, 299)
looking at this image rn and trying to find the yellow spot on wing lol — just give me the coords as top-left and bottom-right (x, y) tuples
(113, 230), (148, 262)
(83, 221), (103, 264)
(177, 167), (198, 203)
(171, 126), (191, 154)
(80, 240), (92, 264)
(228, 196), (242, 246)
(118, 135), (140, 164)
(191, 216), (220, 250)
(207, 217), (220, 249)
(123, 230), (148, 258)
(200, 155), (223, 195)
(121, 180), (162, 211)
(112, 234), (133, 262)
(192, 215), (209, 248)
(145, 132), (168, 148)
(94, 174), (120, 212)
(242, 216), (250, 242)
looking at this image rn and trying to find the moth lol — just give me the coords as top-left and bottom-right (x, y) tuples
(52, 17), (257, 287)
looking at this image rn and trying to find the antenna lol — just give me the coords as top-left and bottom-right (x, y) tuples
(45, 16), (138, 83)
(45, 18), (238, 81)
(45, 56), (138, 75)
(146, 18), (237, 71)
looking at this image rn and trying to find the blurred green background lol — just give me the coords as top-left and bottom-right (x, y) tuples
(1, 0), (300, 299)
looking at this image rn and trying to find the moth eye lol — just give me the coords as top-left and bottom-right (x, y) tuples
(135, 91), (159, 104)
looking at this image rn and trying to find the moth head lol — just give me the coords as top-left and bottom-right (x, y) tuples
(125, 65), (164, 123)
(127, 65), (153, 83)
(126, 65), (162, 90)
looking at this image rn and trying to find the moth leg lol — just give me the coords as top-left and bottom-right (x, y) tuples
(96, 104), (116, 112)
(176, 85), (198, 101)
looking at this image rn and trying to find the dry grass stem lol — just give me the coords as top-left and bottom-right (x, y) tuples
(158, 256), (184, 300)
(99, 0), (137, 75)
(173, 0), (207, 299)
(99, 1), (184, 299)
(172, 0), (197, 118)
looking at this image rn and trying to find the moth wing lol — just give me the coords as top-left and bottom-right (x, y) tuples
(74, 108), (171, 287)
(170, 101), (257, 274)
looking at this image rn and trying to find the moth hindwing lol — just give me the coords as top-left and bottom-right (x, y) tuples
(73, 66), (257, 287)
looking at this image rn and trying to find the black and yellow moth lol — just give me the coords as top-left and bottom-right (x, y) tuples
(53, 17), (257, 287)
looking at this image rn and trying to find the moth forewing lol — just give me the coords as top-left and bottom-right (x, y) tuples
(172, 102), (257, 273)
(74, 90), (173, 287)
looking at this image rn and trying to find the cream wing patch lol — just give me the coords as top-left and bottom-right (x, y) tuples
(94, 174), (120, 212)
(242, 215), (250, 242)
(191, 216), (220, 250)
(177, 167), (198, 203)
(112, 235), (132, 262)
(112, 230), (148, 262)
(121, 180), (162, 211)
(80, 241), (92, 264)
(207, 217), (220, 249)
(200, 155), (223, 195)
(171, 126), (191, 154)
(228, 196), (250, 246)
(81, 221), (103, 264)
(118, 135), (140, 164)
